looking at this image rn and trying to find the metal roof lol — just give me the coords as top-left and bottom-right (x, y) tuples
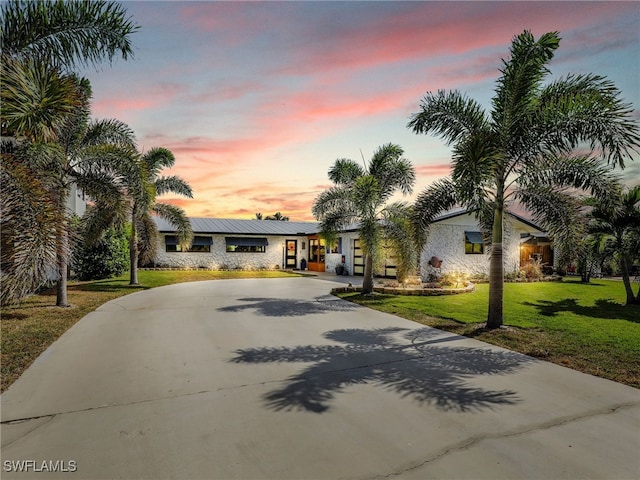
(154, 217), (320, 235)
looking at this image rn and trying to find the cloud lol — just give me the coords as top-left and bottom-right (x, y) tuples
(415, 163), (452, 179)
(268, 1), (634, 78)
(91, 82), (188, 120)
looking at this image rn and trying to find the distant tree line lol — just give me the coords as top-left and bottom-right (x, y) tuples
(255, 212), (290, 221)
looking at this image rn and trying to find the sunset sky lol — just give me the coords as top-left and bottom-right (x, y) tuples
(80, 1), (640, 221)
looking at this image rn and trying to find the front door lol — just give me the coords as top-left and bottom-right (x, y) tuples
(353, 239), (364, 276)
(285, 240), (297, 269)
(307, 236), (326, 272)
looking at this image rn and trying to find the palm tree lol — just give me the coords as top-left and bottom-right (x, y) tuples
(0, 0), (139, 305)
(2, 0), (138, 72)
(312, 143), (416, 293)
(587, 185), (640, 304)
(265, 212), (290, 221)
(408, 30), (640, 328)
(1, 68), (136, 306)
(88, 147), (194, 285)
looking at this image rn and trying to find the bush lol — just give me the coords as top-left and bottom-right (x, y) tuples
(439, 271), (469, 287)
(72, 227), (128, 281)
(520, 259), (544, 280)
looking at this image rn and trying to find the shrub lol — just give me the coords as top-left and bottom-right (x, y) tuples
(439, 271), (469, 287)
(72, 227), (128, 281)
(520, 259), (544, 280)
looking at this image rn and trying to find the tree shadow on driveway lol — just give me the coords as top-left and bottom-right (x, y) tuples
(218, 296), (359, 317)
(230, 327), (534, 413)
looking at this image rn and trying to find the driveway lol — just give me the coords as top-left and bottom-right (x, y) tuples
(1, 277), (639, 479)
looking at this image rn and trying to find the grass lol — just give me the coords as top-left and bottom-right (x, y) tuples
(338, 278), (640, 388)
(1, 270), (301, 392)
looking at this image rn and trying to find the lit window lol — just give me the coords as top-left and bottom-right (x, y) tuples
(464, 231), (485, 254)
(225, 237), (268, 253)
(165, 235), (212, 253)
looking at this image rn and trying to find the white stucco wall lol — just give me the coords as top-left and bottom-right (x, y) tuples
(419, 214), (534, 279)
(155, 234), (307, 270)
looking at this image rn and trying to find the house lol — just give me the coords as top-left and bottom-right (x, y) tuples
(419, 209), (553, 278)
(153, 217), (321, 271)
(153, 210), (552, 278)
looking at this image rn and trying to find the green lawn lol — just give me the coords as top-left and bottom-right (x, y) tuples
(338, 278), (640, 388)
(1, 270), (301, 392)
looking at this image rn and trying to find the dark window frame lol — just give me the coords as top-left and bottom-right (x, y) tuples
(464, 231), (485, 255)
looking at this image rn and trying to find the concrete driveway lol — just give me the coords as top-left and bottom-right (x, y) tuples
(1, 276), (639, 479)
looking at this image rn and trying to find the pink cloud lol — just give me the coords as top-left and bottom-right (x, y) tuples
(91, 82), (188, 119)
(273, 2), (634, 77)
(415, 163), (453, 178)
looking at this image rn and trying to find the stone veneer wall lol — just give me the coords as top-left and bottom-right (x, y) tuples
(155, 234), (303, 270)
(420, 224), (522, 278)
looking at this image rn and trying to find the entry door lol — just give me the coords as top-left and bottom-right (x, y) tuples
(285, 240), (297, 268)
(353, 239), (364, 276)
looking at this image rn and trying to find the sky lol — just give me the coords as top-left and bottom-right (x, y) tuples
(79, 1), (640, 221)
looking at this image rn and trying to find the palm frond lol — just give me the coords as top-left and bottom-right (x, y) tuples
(1, 0), (140, 70)
(312, 186), (356, 220)
(411, 178), (459, 247)
(381, 202), (418, 281)
(353, 175), (383, 217)
(492, 30), (559, 136)
(155, 175), (193, 198)
(408, 90), (488, 144)
(536, 74), (640, 167)
(523, 154), (620, 207)
(152, 202), (193, 246)
(327, 158), (365, 185)
(136, 212), (159, 265)
(83, 118), (137, 149)
(369, 143), (415, 198)
(0, 55), (80, 141)
(451, 132), (498, 205)
(81, 201), (128, 246)
(515, 185), (584, 252)
(142, 147), (176, 177)
(1, 156), (59, 305)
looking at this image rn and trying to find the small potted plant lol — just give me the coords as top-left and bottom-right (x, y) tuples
(335, 263), (345, 275)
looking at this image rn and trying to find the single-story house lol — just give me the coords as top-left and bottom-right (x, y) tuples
(418, 209), (554, 278)
(153, 209), (553, 278)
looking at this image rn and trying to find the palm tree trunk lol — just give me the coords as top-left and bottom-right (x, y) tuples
(620, 255), (638, 305)
(363, 254), (374, 294)
(56, 226), (69, 307)
(129, 206), (139, 285)
(487, 205), (504, 329)
(55, 191), (69, 307)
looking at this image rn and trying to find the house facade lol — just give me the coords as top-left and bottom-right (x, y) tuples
(154, 218), (319, 271)
(153, 210), (552, 278)
(418, 209), (553, 279)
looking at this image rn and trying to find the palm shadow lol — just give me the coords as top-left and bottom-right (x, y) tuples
(230, 327), (534, 413)
(218, 296), (359, 317)
(522, 298), (638, 322)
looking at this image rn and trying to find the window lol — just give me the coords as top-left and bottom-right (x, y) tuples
(165, 235), (212, 253)
(225, 237), (268, 253)
(327, 237), (342, 254)
(464, 231), (485, 254)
